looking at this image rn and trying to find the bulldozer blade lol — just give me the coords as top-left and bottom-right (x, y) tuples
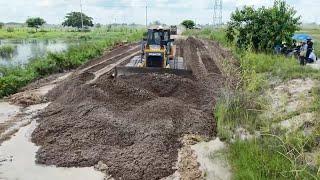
(114, 66), (193, 77)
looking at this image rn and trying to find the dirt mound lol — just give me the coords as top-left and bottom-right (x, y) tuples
(31, 37), (232, 180)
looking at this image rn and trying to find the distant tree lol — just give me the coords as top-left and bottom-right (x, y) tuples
(95, 23), (102, 28)
(226, 0), (301, 52)
(181, 20), (195, 29)
(0, 22), (4, 29)
(26, 17), (46, 32)
(151, 20), (161, 25)
(62, 12), (93, 29)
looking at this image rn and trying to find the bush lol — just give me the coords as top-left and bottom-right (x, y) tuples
(226, 0), (301, 52)
(6, 27), (14, 32)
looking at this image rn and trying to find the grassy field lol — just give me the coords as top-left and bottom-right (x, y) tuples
(0, 27), (144, 97)
(0, 26), (139, 40)
(185, 28), (320, 179)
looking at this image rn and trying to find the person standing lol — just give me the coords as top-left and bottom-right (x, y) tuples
(299, 41), (308, 65)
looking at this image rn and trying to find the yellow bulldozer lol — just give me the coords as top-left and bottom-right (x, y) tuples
(115, 28), (191, 77)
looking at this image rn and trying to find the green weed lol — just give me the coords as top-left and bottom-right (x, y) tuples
(229, 138), (317, 180)
(215, 90), (266, 140)
(0, 45), (16, 57)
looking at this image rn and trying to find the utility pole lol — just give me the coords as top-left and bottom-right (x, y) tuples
(212, 0), (215, 28)
(145, 0), (148, 28)
(80, 0), (84, 30)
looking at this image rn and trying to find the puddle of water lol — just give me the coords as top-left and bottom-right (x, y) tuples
(0, 39), (69, 67)
(0, 102), (20, 123)
(191, 138), (232, 180)
(0, 121), (104, 180)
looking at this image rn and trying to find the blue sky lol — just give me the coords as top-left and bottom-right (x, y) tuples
(1, 0), (319, 25)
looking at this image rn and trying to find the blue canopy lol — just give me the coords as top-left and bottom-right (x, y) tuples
(292, 34), (312, 41)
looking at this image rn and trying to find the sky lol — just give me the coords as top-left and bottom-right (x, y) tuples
(0, 0), (319, 25)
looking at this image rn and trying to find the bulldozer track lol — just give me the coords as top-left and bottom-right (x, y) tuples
(77, 45), (140, 75)
(86, 51), (140, 84)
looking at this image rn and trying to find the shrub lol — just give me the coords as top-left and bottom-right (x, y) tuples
(226, 0), (301, 52)
(0, 45), (17, 57)
(6, 27), (14, 32)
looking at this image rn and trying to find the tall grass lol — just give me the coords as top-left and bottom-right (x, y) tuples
(229, 138), (317, 180)
(0, 29), (143, 97)
(0, 45), (16, 57)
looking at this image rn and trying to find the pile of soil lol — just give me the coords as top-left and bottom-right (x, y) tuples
(31, 37), (230, 180)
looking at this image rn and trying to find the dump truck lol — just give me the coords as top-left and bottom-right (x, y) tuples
(115, 28), (191, 77)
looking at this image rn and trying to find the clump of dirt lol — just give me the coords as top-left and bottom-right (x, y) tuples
(9, 92), (45, 107)
(31, 37), (229, 180)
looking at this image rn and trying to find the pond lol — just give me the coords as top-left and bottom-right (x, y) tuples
(0, 39), (70, 66)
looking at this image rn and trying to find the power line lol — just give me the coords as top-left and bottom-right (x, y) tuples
(213, 0), (222, 27)
(80, 0), (84, 30)
(145, 0), (148, 28)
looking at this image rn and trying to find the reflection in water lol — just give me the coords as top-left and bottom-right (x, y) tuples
(0, 39), (69, 66)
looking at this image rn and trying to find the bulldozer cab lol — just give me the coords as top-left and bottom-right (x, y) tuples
(146, 29), (171, 46)
(114, 27), (191, 77)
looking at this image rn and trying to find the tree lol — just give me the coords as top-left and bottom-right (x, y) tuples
(151, 20), (161, 25)
(0, 22), (4, 29)
(26, 17), (46, 31)
(226, 0), (301, 52)
(62, 12), (93, 29)
(181, 20), (195, 29)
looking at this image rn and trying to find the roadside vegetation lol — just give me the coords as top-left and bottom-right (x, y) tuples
(185, 0), (320, 179)
(0, 45), (16, 57)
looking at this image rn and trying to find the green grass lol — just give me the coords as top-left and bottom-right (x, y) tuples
(0, 45), (16, 57)
(215, 90), (265, 140)
(229, 139), (317, 180)
(0, 29), (144, 97)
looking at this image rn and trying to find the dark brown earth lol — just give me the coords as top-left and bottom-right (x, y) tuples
(31, 37), (235, 180)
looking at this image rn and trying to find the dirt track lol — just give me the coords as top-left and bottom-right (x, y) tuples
(31, 37), (235, 180)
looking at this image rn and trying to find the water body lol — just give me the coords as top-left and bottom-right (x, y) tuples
(0, 39), (69, 66)
(0, 101), (20, 123)
(0, 120), (105, 180)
